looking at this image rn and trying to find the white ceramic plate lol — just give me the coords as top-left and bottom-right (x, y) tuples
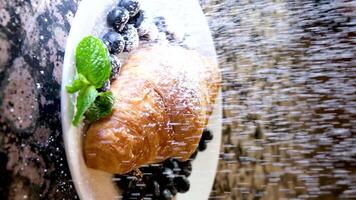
(61, 0), (221, 199)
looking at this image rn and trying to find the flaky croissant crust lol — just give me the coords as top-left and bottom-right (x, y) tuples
(84, 45), (221, 174)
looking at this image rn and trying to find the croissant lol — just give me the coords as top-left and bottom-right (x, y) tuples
(84, 45), (221, 174)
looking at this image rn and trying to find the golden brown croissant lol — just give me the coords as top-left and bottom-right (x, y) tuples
(84, 45), (220, 174)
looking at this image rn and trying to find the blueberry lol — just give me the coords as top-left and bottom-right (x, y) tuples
(202, 129), (213, 142)
(140, 164), (157, 174)
(142, 173), (155, 184)
(123, 188), (144, 200)
(114, 174), (130, 190)
(161, 189), (173, 200)
(161, 168), (174, 183)
(127, 176), (140, 190)
(128, 10), (150, 36)
(102, 31), (125, 54)
(147, 180), (160, 197)
(115, 173), (140, 192)
(107, 7), (130, 32)
(124, 179), (146, 199)
(159, 168), (175, 191)
(140, 23), (159, 41)
(164, 159), (180, 174)
(189, 150), (198, 161)
(153, 16), (184, 43)
(147, 164), (164, 175)
(198, 139), (207, 151)
(129, 9), (144, 27)
(154, 16), (167, 32)
(141, 164), (164, 179)
(173, 176), (190, 193)
(167, 185), (178, 196)
(119, 0), (140, 17)
(98, 80), (110, 92)
(153, 16), (173, 41)
(121, 24), (139, 52)
(179, 161), (192, 177)
(110, 56), (121, 80)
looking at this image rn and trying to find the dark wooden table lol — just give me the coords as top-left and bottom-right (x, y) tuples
(0, 0), (355, 199)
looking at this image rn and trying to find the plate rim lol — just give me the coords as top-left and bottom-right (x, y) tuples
(60, 0), (221, 199)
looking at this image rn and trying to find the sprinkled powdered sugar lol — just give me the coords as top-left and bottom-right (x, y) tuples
(84, 41), (220, 199)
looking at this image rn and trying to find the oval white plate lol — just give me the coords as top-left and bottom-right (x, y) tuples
(61, 0), (221, 199)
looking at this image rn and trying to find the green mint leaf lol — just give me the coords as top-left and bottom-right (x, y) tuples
(75, 36), (111, 88)
(72, 85), (98, 126)
(85, 91), (114, 123)
(66, 74), (90, 94)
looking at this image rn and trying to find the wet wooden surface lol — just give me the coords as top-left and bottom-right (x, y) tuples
(0, 0), (355, 199)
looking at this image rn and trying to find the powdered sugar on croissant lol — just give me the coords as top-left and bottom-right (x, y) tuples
(84, 45), (220, 174)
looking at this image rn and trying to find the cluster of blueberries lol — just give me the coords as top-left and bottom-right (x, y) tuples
(99, 0), (144, 91)
(102, 0), (143, 86)
(114, 129), (214, 200)
(103, 0), (141, 55)
(100, 0), (176, 91)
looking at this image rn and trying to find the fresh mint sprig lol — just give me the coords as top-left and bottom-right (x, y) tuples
(76, 36), (112, 88)
(66, 35), (114, 126)
(85, 91), (115, 123)
(72, 85), (98, 126)
(66, 74), (90, 94)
